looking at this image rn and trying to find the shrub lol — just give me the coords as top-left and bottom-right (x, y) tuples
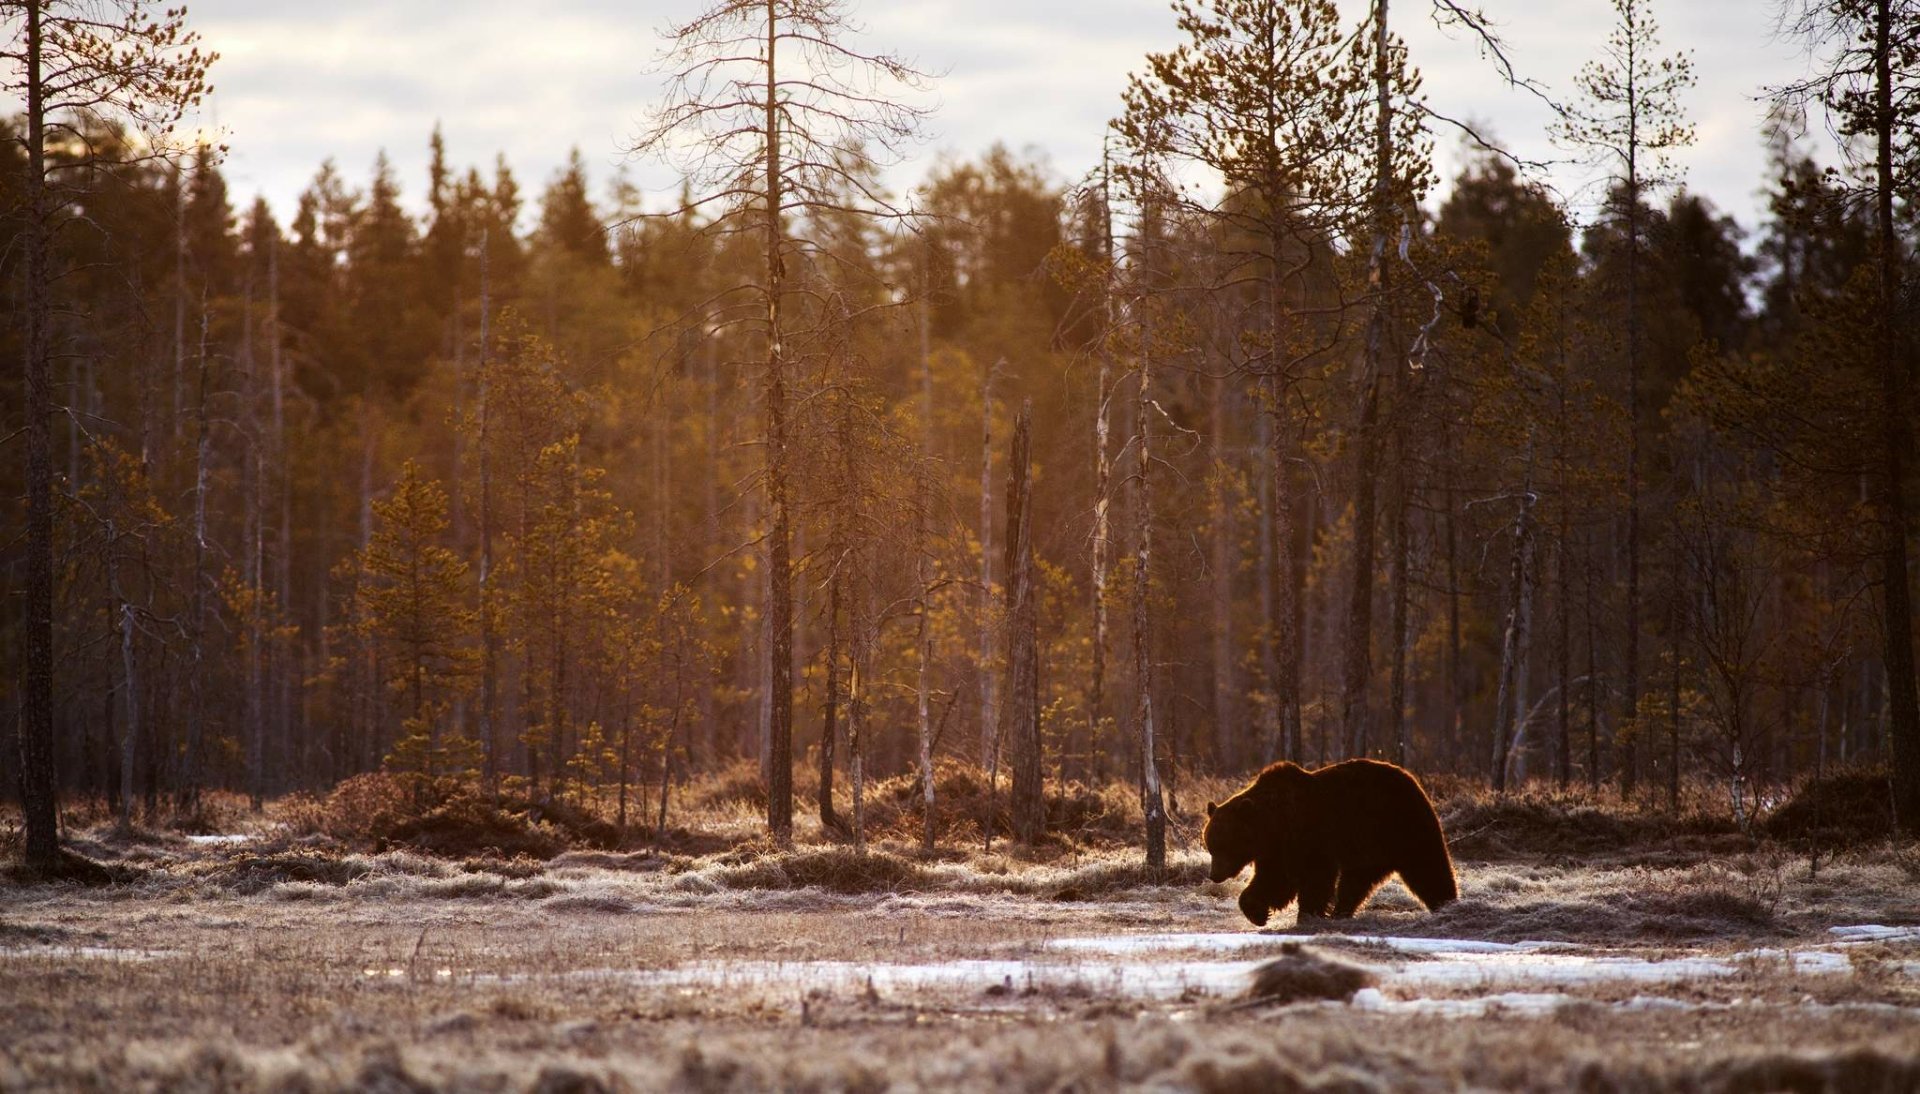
(1764, 766), (1897, 850)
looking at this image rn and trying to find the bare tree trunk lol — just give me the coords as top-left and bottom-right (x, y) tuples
(19, 0), (61, 869)
(1668, 560), (1683, 812)
(477, 232), (500, 793)
(1586, 535), (1602, 788)
(1269, 370), (1303, 763)
(1210, 352), (1238, 771)
(1256, 406), (1281, 763)
(1622, 137), (1644, 803)
(1004, 403), (1042, 845)
(762, 0), (796, 845)
(1340, 0), (1397, 761)
(979, 358), (1001, 766)
(1868, 0), (1920, 834)
(1444, 438), (1464, 773)
(819, 570), (841, 833)
(1090, 155), (1117, 782)
(914, 291), (939, 849)
(1556, 497), (1573, 790)
(107, 462), (142, 833)
(700, 333), (721, 767)
(1135, 317), (1167, 871)
(1388, 424), (1411, 766)
(243, 276), (267, 808)
(1492, 444), (1538, 792)
(188, 306), (213, 809)
(849, 582), (871, 854)
(269, 233), (294, 793)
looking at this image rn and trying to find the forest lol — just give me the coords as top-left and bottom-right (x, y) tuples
(5, 0), (1916, 859)
(5, 1), (1920, 1090)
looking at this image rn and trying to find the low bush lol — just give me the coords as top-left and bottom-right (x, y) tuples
(1764, 766), (1897, 850)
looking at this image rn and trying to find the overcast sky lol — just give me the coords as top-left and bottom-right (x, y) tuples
(152, 0), (1830, 237)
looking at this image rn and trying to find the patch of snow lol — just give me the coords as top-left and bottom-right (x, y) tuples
(185, 834), (255, 845)
(0, 946), (177, 962)
(1350, 987), (1573, 1017)
(1829, 925), (1920, 944)
(506, 957), (1269, 1001)
(1046, 932), (1558, 957)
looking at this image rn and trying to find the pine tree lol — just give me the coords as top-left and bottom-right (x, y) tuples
(356, 461), (477, 779)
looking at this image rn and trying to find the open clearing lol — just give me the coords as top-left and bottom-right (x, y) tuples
(5, 822), (1920, 1092)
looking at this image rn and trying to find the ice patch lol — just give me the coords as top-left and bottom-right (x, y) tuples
(1047, 932), (1556, 957)
(551, 957), (1271, 1001)
(1350, 987), (1573, 1017)
(0, 946), (177, 962)
(1829, 925), (1920, 944)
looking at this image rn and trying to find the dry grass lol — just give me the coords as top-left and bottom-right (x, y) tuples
(5, 774), (1919, 1090)
(1241, 943), (1377, 1004)
(2, 840), (1917, 1090)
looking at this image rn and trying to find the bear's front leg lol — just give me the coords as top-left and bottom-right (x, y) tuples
(1238, 865), (1299, 927)
(1237, 880), (1271, 927)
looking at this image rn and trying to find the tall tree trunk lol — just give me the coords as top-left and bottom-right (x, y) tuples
(916, 290), (938, 851)
(1267, 311), (1303, 762)
(1210, 352), (1238, 771)
(762, 0), (796, 845)
(1004, 403), (1042, 845)
(979, 358), (1001, 766)
(477, 232), (500, 792)
(19, 0), (61, 869)
(1869, 0), (1920, 833)
(244, 277), (266, 808)
(1387, 418), (1411, 766)
(818, 570), (841, 833)
(107, 464), (142, 833)
(1340, 0), (1397, 760)
(849, 581), (871, 853)
(269, 233), (294, 793)
(1492, 444), (1538, 792)
(1556, 495), (1573, 790)
(1622, 130), (1644, 802)
(1135, 315), (1167, 871)
(1444, 434), (1464, 773)
(1586, 535), (1603, 788)
(1668, 539), (1684, 811)
(187, 306), (213, 809)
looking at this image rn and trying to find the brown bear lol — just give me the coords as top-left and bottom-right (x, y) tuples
(1203, 759), (1457, 925)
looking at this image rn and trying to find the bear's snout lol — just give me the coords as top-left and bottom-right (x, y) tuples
(1208, 861), (1238, 884)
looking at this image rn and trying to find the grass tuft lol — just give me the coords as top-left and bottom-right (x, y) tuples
(1242, 942), (1377, 1004)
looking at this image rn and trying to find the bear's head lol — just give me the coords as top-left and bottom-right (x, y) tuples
(1202, 796), (1261, 883)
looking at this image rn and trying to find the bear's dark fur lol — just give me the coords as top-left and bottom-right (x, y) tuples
(1203, 759), (1457, 925)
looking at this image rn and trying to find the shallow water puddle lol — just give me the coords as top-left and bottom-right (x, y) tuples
(449, 926), (1920, 1013)
(0, 945), (179, 962)
(1046, 928), (1919, 992)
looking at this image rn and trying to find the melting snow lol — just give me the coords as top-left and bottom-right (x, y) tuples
(1830, 925), (1920, 944)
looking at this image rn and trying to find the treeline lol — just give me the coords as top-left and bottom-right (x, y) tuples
(5, 0), (1918, 850)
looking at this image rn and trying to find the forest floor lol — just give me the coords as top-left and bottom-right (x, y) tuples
(3, 777), (1920, 1092)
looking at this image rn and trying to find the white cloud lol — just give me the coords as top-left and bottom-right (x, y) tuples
(163, 0), (1826, 236)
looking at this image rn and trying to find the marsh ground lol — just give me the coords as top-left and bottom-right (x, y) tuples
(4, 782), (1919, 1092)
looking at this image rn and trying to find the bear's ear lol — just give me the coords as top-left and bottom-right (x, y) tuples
(1205, 801), (1217, 817)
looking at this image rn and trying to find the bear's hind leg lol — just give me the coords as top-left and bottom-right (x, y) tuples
(1331, 865), (1391, 918)
(1397, 857), (1458, 910)
(1294, 860), (1337, 920)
